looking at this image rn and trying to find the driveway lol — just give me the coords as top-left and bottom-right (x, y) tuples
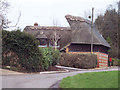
(2, 67), (119, 88)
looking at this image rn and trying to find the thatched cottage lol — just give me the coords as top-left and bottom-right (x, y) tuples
(24, 15), (110, 68)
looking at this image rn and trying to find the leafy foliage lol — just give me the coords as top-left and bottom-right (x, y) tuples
(59, 53), (97, 69)
(39, 47), (60, 70)
(2, 30), (43, 72)
(112, 58), (120, 66)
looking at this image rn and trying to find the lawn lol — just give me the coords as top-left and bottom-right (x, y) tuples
(60, 71), (119, 88)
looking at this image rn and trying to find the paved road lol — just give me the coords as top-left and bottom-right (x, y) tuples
(2, 67), (119, 88)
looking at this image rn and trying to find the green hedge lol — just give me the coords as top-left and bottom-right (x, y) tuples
(112, 58), (120, 66)
(2, 30), (43, 72)
(39, 47), (60, 70)
(2, 30), (60, 72)
(59, 53), (97, 69)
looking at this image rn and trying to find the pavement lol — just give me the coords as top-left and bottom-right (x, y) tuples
(1, 66), (119, 88)
(0, 68), (25, 76)
(55, 65), (118, 71)
(0, 66), (119, 75)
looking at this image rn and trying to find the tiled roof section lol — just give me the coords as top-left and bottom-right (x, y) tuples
(24, 26), (71, 31)
(65, 14), (91, 24)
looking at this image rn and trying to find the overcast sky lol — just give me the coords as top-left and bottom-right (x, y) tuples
(7, 0), (118, 30)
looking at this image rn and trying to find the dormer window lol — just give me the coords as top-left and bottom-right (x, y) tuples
(36, 32), (48, 47)
(37, 38), (47, 47)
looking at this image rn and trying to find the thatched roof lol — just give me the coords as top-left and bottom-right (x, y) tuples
(24, 26), (71, 38)
(24, 15), (110, 50)
(64, 15), (110, 48)
(36, 34), (47, 39)
(24, 26), (71, 31)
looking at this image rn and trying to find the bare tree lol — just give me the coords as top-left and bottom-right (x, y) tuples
(0, 0), (10, 29)
(6, 11), (21, 28)
(0, 0), (21, 29)
(48, 31), (60, 50)
(52, 18), (60, 50)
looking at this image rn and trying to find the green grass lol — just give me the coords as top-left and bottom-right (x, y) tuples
(60, 71), (119, 88)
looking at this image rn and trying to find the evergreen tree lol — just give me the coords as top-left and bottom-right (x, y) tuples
(95, 3), (119, 58)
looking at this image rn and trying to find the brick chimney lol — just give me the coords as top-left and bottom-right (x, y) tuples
(34, 22), (38, 26)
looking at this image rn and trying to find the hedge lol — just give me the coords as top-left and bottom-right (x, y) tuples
(59, 53), (97, 69)
(2, 30), (60, 72)
(2, 30), (43, 72)
(110, 58), (120, 66)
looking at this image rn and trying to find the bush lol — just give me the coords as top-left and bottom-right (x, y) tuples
(39, 47), (60, 70)
(59, 53), (97, 69)
(112, 58), (120, 66)
(51, 49), (60, 66)
(2, 30), (43, 72)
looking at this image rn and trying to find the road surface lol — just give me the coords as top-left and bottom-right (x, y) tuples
(2, 67), (119, 88)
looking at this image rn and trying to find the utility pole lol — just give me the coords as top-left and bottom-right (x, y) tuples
(91, 7), (94, 53)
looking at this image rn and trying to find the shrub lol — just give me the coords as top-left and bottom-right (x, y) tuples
(52, 49), (60, 66)
(2, 30), (43, 72)
(112, 58), (120, 66)
(59, 53), (97, 69)
(39, 47), (60, 70)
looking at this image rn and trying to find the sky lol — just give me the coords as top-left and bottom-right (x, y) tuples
(7, 0), (118, 30)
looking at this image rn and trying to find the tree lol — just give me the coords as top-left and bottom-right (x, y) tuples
(0, 0), (21, 29)
(0, 0), (10, 29)
(95, 15), (104, 33)
(95, 3), (119, 58)
(48, 30), (60, 50)
(118, 1), (120, 59)
(52, 18), (60, 50)
(0, 0), (9, 65)
(118, 1), (120, 15)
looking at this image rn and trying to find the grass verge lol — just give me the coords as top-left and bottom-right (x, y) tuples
(60, 71), (119, 88)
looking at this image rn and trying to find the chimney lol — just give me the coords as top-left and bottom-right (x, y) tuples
(34, 22), (38, 26)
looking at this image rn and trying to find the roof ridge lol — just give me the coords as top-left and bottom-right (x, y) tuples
(24, 26), (71, 30)
(65, 14), (91, 24)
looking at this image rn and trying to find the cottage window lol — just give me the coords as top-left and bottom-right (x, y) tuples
(37, 38), (47, 47)
(39, 39), (47, 45)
